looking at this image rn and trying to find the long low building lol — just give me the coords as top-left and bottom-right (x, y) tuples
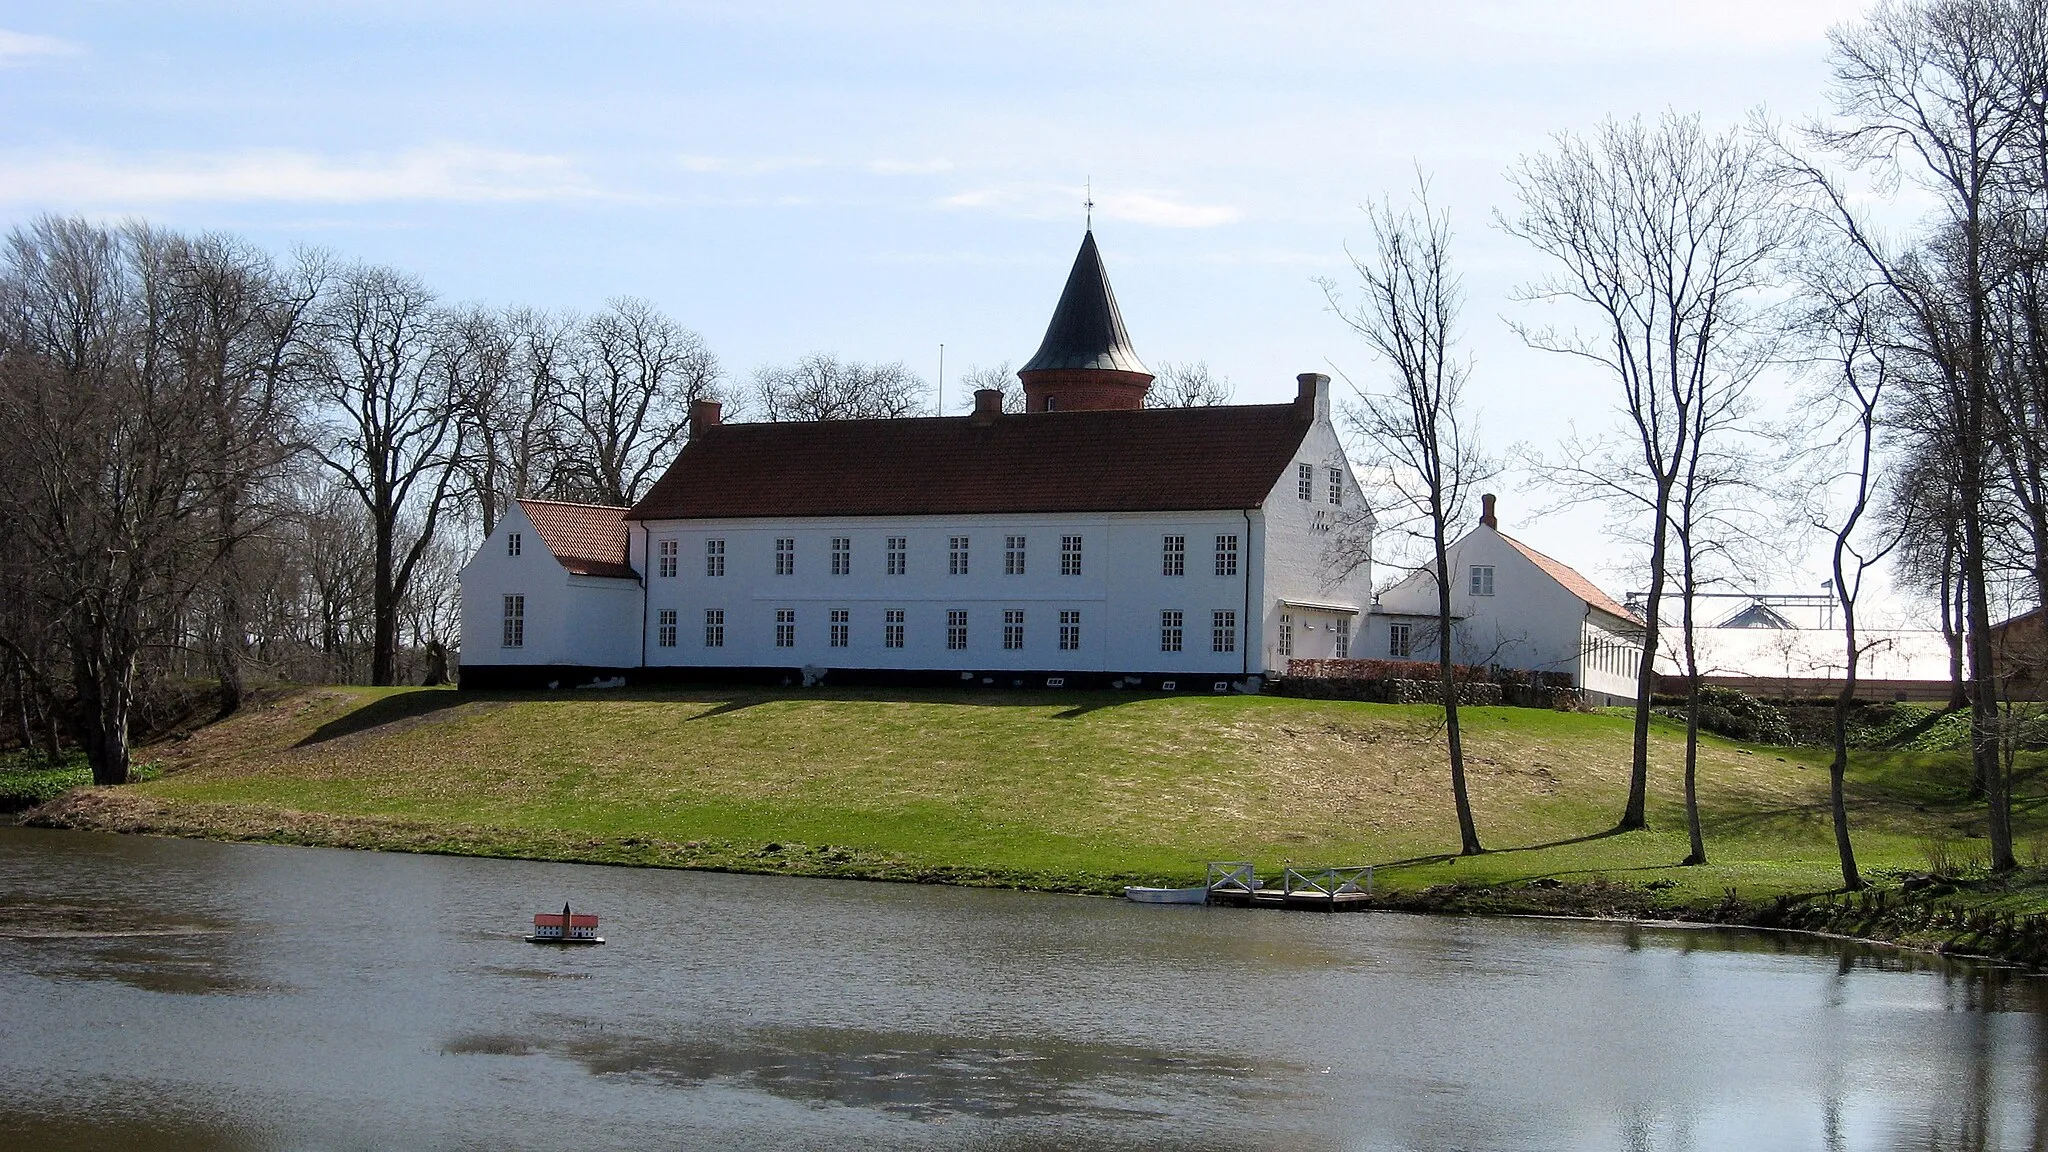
(459, 230), (1377, 690)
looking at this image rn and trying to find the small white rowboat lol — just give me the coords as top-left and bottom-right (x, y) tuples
(1122, 885), (1210, 905)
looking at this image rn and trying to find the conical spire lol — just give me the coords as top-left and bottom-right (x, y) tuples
(1020, 231), (1150, 376)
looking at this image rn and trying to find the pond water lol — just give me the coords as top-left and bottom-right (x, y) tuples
(1, 825), (2043, 1151)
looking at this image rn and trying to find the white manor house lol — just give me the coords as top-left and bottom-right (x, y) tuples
(459, 230), (1641, 694)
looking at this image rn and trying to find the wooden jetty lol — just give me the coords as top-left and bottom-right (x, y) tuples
(1202, 862), (1375, 912)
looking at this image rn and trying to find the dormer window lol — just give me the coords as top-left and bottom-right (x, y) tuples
(507, 532), (522, 557)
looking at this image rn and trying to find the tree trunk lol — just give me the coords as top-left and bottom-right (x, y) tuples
(1962, 448), (2016, 872)
(1436, 523), (1481, 856)
(1622, 491), (1674, 832)
(212, 488), (246, 716)
(74, 647), (134, 787)
(1681, 677), (1706, 867)
(1830, 643), (1863, 892)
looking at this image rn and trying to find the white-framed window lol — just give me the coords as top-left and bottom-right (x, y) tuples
(501, 594), (525, 648)
(775, 538), (795, 576)
(658, 539), (678, 578)
(775, 609), (796, 648)
(658, 608), (677, 648)
(704, 609), (725, 647)
(1060, 535), (1083, 576)
(1470, 565), (1495, 597)
(1003, 609), (1025, 650)
(507, 532), (522, 557)
(947, 609), (968, 650)
(886, 536), (907, 575)
(1329, 466), (1344, 505)
(1005, 535), (1026, 575)
(1389, 622), (1412, 658)
(706, 538), (725, 577)
(1160, 610), (1183, 653)
(1212, 609), (1236, 653)
(831, 537), (851, 576)
(1059, 610), (1080, 651)
(1278, 612), (1293, 657)
(1162, 535), (1185, 577)
(1335, 617), (1351, 658)
(830, 609), (849, 647)
(949, 536), (970, 575)
(1297, 463), (1314, 501)
(1214, 534), (1238, 577)
(884, 609), (905, 649)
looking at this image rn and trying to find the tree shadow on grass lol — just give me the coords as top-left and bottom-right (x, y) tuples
(296, 690), (476, 747)
(1370, 826), (1629, 872)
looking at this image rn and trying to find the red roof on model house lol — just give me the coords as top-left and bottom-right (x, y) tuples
(516, 498), (635, 579)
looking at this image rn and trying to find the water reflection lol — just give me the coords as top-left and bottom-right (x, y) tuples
(445, 1020), (1294, 1121)
(1, 826), (2044, 1152)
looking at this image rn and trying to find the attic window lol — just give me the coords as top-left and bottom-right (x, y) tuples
(1297, 463), (1313, 501)
(1329, 467), (1343, 505)
(1470, 565), (1495, 597)
(507, 532), (522, 557)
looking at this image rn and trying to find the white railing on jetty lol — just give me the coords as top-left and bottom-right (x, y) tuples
(1205, 861), (1259, 895)
(1281, 865), (1373, 898)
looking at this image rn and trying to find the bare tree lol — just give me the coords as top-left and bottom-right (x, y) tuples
(1324, 179), (1488, 857)
(1502, 112), (1797, 832)
(1147, 360), (1235, 407)
(0, 218), (260, 782)
(751, 352), (929, 421)
(300, 263), (466, 687)
(1785, 0), (2047, 871)
(157, 232), (320, 713)
(559, 297), (720, 505)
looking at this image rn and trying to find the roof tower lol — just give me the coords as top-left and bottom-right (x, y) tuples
(1017, 230), (1153, 412)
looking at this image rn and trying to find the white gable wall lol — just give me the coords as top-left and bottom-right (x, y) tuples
(1255, 383), (1374, 673)
(459, 503), (642, 670)
(1377, 527), (1594, 680)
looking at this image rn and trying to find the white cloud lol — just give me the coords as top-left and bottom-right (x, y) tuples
(864, 158), (953, 175)
(0, 28), (82, 65)
(939, 183), (1240, 229)
(676, 154), (824, 175)
(0, 146), (615, 206)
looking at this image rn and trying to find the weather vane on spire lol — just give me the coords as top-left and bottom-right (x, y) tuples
(1085, 176), (1093, 231)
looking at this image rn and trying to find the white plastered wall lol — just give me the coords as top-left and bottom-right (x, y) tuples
(458, 503), (642, 669)
(1255, 380), (1375, 674)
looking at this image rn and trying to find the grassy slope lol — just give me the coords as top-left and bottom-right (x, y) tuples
(67, 684), (2043, 907)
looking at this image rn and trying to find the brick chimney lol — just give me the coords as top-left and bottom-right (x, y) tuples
(690, 399), (722, 436)
(1480, 493), (1498, 529)
(1295, 372), (1330, 420)
(971, 387), (1004, 425)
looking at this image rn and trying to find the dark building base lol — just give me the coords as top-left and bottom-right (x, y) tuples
(459, 663), (1262, 694)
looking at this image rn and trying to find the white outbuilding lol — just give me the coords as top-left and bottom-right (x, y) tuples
(1371, 495), (1645, 705)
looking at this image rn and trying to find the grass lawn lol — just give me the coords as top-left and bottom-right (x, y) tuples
(43, 683), (2041, 913)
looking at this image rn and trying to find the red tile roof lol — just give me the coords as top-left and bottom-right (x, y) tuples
(1500, 532), (1643, 627)
(517, 499), (635, 579)
(625, 404), (1314, 521)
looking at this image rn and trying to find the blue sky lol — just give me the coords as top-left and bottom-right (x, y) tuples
(2, 0), (1893, 606)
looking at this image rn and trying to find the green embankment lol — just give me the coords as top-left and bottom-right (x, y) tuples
(24, 685), (2045, 931)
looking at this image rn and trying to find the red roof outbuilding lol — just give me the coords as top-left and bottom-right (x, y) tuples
(517, 498), (635, 579)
